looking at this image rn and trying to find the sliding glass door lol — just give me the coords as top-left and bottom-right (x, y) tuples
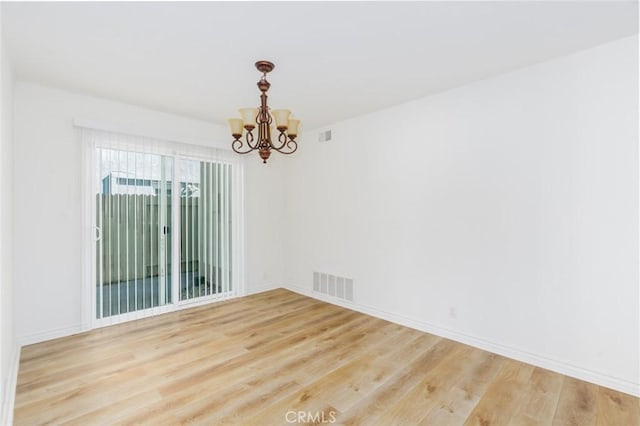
(178, 159), (233, 302)
(95, 148), (173, 318)
(85, 128), (241, 326)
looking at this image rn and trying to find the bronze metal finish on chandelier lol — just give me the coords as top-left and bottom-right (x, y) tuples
(228, 61), (300, 163)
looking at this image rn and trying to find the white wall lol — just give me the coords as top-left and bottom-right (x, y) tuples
(0, 5), (19, 423)
(244, 157), (286, 294)
(284, 36), (639, 395)
(12, 83), (284, 343)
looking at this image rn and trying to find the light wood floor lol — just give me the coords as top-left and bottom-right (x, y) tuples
(14, 289), (639, 425)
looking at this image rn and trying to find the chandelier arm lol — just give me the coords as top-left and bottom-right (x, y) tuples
(246, 129), (259, 150)
(271, 130), (290, 151)
(231, 129), (258, 154)
(271, 136), (298, 154)
(231, 138), (253, 154)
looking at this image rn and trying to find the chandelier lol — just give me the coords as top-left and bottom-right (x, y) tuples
(228, 60), (300, 163)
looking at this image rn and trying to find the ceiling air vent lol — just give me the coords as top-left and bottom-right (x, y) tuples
(318, 130), (332, 142)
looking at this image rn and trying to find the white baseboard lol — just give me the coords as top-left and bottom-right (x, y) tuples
(1, 344), (21, 426)
(285, 284), (640, 397)
(18, 324), (83, 347)
(245, 283), (278, 296)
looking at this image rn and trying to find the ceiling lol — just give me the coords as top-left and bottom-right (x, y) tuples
(2, 1), (638, 130)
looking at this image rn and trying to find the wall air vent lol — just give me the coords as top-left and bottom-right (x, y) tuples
(318, 130), (332, 142)
(312, 271), (353, 302)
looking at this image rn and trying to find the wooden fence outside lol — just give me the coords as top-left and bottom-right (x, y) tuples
(96, 194), (201, 284)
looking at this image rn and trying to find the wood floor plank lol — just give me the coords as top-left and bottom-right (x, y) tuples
(376, 343), (476, 425)
(13, 289), (639, 425)
(509, 367), (565, 425)
(418, 349), (505, 425)
(552, 376), (599, 426)
(596, 386), (640, 426)
(336, 338), (457, 425)
(463, 359), (535, 426)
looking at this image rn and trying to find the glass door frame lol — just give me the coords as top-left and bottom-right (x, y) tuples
(81, 133), (245, 330)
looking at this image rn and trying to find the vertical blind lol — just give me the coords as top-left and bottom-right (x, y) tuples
(82, 128), (240, 323)
(178, 157), (233, 302)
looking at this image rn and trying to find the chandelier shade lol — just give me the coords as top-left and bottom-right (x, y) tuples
(228, 61), (300, 163)
(239, 108), (258, 128)
(228, 118), (244, 136)
(287, 119), (300, 137)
